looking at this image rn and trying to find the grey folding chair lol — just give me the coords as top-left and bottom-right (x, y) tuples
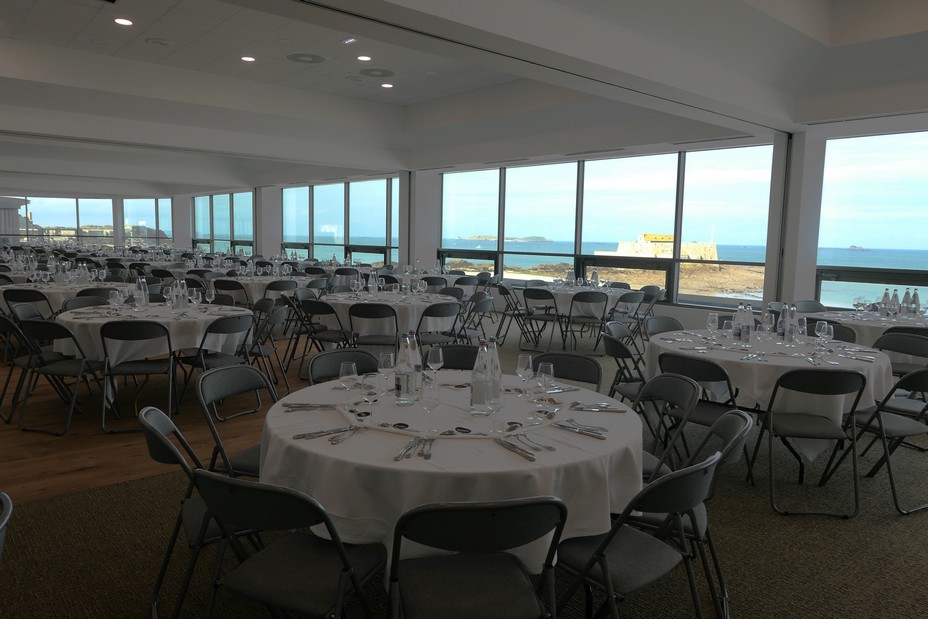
(390, 497), (567, 619)
(3, 288), (54, 319)
(196, 365), (278, 477)
(602, 332), (646, 403)
(557, 451), (723, 619)
(0, 491), (12, 562)
(308, 349), (378, 385)
(521, 288), (563, 352)
(61, 296), (108, 311)
(75, 287), (119, 300)
(213, 278), (252, 307)
(532, 352), (602, 392)
(873, 332), (928, 378)
(631, 373), (701, 479)
(644, 315), (684, 340)
(349, 303), (400, 349)
(192, 469), (385, 619)
(494, 283), (531, 347)
(177, 313), (254, 399)
(749, 368), (867, 518)
(415, 301), (460, 348)
(437, 344), (479, 370)
(562, 290), (608, 351)
(793, 299), (826, 313)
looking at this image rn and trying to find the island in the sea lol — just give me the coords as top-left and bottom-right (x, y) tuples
(466, 235), (551, 242)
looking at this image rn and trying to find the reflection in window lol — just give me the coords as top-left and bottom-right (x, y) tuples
(314, 184), (345, 245)
(504, 163), (576, 253)
(14, 196), (115, 245)
(391, 178), (399, 247)
(194, 196), (211, 239)
(192, 191), (254, 254)
(349, 180), (386, 245)
(502, 253), (573, 282)
(124, 198), (172, 246)
(283, 187), (310, 243)
(581, 155), (677, 255)
(233, 192), (253, 241)
(158, 199), (172, 239)
(442, 170), (499, 251)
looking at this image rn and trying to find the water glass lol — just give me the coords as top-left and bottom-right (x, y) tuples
(537, 362), (555, 391)
(740, 323), (753, 347)
(337, 362), (358, 391)
(706, 312), (718, 333)
(515, 353), (533, 397)
(420, 381), (441, 435)
(721, 320), (733, 339)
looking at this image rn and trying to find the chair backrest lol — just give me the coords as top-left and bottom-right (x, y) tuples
(873, 368), (928, 418)
(0, 491), (12, 562)
(768, 369), (867, 412)
(523, 287), (556, 311)
(873, 332), (928, 359)
(391, 497), (567, 573)
(884, 325), (928, 337)
(198, 364), (277, 406)
(0, 274), (12, 285)
(568, 291), (608, 318)
(101, 320), (172, 359)
(688, 409), (754, 467)
(793, 299), (826, 313)
(454, 276), (480, 287)
(658, 352), (735, 401)
(439, 344), (479, 370)
(419, 301), (461, 320)
(308, 349), (378, 384)
(619, 451), (722, 519)
(9, 303), (44, 323)
(76, 287), (118, 299)
(422, 276), (447, 287)
(264, 279), (298, 294)
(4, 289), (52, 314)
(608, 282), (631, 289)
(193, 469), (334, 536)
(61, 296), (108, 311)
(532, 352), (602, 391)
(602, 332), (638, 363)
(645, 316), (684, 337)
(632, 373), (700, 417)
(437, 287), (463, 300)
(138, 406), (204, 478)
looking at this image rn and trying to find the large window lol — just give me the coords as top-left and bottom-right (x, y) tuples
(12, 196), (115, 246)
(439, 144), (775, 304)
(817, 131), (928, 307)
(282, 177), (398, 266)
(192, 191), (254, 255)
(124, 198), (172, 246)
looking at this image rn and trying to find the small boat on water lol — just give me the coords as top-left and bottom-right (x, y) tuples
(849, 245), (868, 251)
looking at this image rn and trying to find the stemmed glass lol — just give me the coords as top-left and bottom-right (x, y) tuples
(427, 348), (444, 376)
(204, 285), (216, 305)
(537, 362), (555, 392)
(337, 361), (358, 391)
(107, 290), (122, 314)
(360, 374), (379, 419)
(486, 391), (505, 435)
(420, 381), (441, 435)
(814, 320), (827, 347)
(189, 288), (202, 308)
(821, 324), (834, 348)
(515, 354), (533, 397)
(378, 353), (394, 396)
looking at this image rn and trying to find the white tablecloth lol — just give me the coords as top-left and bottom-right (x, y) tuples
(213, 276), (305, 303)
(1, 282), (129, 313)
(261, 371), (642, 552)
(523, 286), (633, 318)
(645, 329), (894, 457)
(811, 311), (928, 347)
(55, 303), (253, 363)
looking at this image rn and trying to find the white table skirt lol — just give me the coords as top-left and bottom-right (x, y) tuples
(55, 304), (253, 363)
(261, 371), (642, 556)
(811, 311), (928, 347)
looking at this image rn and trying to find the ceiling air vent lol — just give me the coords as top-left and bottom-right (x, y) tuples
(482, 158), (529, 165)
(563, 148), (625, 157)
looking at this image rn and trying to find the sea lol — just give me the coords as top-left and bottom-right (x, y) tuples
(440, 239), (928, 307)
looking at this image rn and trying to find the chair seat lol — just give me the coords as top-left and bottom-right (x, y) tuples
(614, 381), (643, 401)
(215, 443), (261, 477)
(769, 412), (846, 440)
(418, 332), (456, 346)
(222, 532), (384, 617)
(668, 400), (733, 427)
(854, 409), (928, 438)
(179, 352), (244, 370)
(354, 335), (398, 347)
(641, 450), (671, 479)
(108, 359), (172, 375)
(891, 361), (925, 376)
(558, 526), (682, 597)
(397, 552), (545, 619)
(40, 358), (103, 376)
(882, 396), (928, 418)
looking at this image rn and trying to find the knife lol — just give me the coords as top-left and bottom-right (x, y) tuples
(394, 436), (421, 461)
(292, 426), (352, 440)
(494, 438), (536, 461)
(553, 423), (607, 440)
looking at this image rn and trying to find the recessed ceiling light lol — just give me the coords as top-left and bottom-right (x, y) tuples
(241, 56), (256, 62)
(114, 18), (133, 26)
(381, 83), (393, 89)
(341, 37), (357, 45)
(357, 55), (371, 62)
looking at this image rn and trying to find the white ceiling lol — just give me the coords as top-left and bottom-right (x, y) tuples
(0, 0), (925, 198)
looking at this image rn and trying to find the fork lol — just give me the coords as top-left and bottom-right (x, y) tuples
(329, 426), (362, 444)
(565, 418), (609, 433)
(517, 433), (556, 452)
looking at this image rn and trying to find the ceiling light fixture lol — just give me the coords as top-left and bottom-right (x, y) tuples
(381, 83), (393, 88)
(241, 56), (256, 62)
(341, 37), (357, 44)
(114, 18), (133, 26)
(357, 55), (371, 62)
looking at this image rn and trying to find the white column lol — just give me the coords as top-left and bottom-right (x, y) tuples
(255, 186), (282, 258)
(407, 170), (441, 268)
(172, 193), (194, 249)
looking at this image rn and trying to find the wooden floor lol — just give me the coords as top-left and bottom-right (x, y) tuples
(0, 350), (297, 504)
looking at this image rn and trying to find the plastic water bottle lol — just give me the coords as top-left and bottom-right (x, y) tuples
(891, 289), (900, 315)
(590, 268), (599, 288)
(734, 302), (745, 338)
(470, 340), (491, 416)
(395, 333), (421, 406)
(902, 288), (912, 315)
(913, 289), (921, 314)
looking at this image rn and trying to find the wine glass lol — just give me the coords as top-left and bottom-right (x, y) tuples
(360, 373), (379, 419)
(420, 380), (440, 435)
(814, 320), (827, 346)
(426, 348), (444, 375)
(822, 324), (834, 347)
(761, 313), (776, 334)
(337, 361), (358, 391)
(189, 288), (202, 308)
(706, 311), (718, 335)
(537, 362), (555, 392)
(205, 285), (216, 305)
(516, 354), (533, 397)
(392, 283), (400, 295)
(108, 290), (121, 314)
(486, 392), (505, 435)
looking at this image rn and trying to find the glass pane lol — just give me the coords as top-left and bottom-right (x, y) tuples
(213, 240), (231, 253)
(581, 154), (677, 255)
(283, 246), (309, 260)
(213, 194), (231, 240)
(314, 244), (345, 263)
(391, 177), (399, 247)
(589, 266), (666, 289)
(27, 197), (77, 231)
(313, 184), (345, 245)
(681, 146), (772, 264)
(442, 170), (499, 250)
(502, 253), (573, 282)
(17, 203), (31, 238)
(232, 192), (253, 241)
(820, 281), (924, 309)
(157, 198), (173, 240)
(77, 199), (113, 241)
(124, 199), (156, 239)
(349, 179), (387, 245)
(194, 196), (211, 238)
(678, 263), (765, 302)
(445, 257), (495, 276)
(352, 251), (385, 267)
(819, 132), (928, 269)
(390, 248), (398, 264)
(504, 163), (577, 252)
(283, 187), (310, 243)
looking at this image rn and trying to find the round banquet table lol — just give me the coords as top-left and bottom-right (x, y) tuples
(1, 281), (130, 313)
(260, 370), (642, 555)
(524, 285), (635, 317)
(645, 329), (894, 458)
(55, 302), (253, 363)
(808, 310), (928, 347)
(321, 291), (459, 335)
(212, 275), (307, 303)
